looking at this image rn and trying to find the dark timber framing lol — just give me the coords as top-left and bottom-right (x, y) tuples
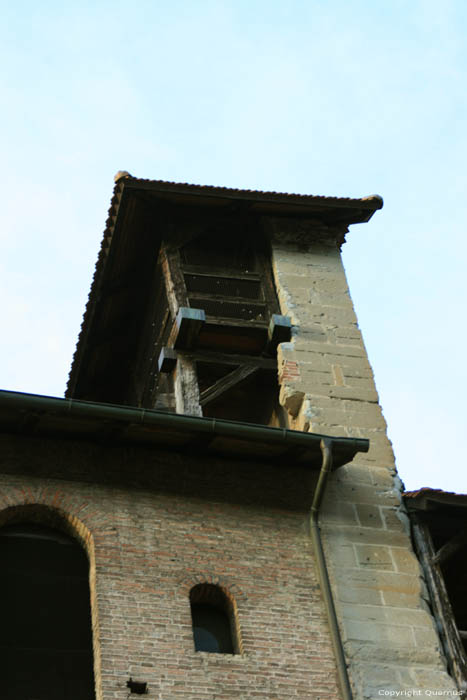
(66, 175), (382, 408)
(405, 490), (467, 694)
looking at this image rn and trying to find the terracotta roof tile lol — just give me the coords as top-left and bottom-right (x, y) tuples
(114, 172), (384, 208)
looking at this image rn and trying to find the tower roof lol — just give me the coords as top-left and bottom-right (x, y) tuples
(67, 174), (383, 399)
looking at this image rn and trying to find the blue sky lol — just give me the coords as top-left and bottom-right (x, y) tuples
(1, 1), (466, 491)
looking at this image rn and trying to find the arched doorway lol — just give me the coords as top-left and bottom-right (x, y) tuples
(0, 521), (95, 699)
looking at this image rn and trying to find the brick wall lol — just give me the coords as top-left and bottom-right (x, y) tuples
(0, 432), (340, 700)
(268, 217), (456, 697)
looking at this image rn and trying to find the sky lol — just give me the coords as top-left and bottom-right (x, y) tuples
(1, 0), (466, 492)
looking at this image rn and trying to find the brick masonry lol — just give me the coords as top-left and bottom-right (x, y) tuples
(267, 216), (457, 698)
(0, 433), (342, 700)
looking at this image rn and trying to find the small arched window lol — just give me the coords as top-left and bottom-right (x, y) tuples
(190, 583), (240, 654)
(0, 521), (95, 700)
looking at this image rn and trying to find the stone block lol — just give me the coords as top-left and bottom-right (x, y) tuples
(310, 278), (351, 295)
(342, 603), (434, 628)
(307, 305), (358, 325)
(343, 376), (379, 392)
(345, 640), (445, 667)
(326, 523), (409, 548)
(391, 548), (422, 575)
(381, 507), (410, 535)
(381, 591), (423, 609)
(356, 504), (384, 529)
(340, 366), (374, 379)
(344, 620), (414, 647)
(334, 326), (363, 339)
(336, 569), (422, 597)
(412, 668), (457, 690)
(338, 408), (388, 431)
(328, 543), (357, 568)
(321, 498), (358, 526)
(371, 468), (396, 488)
(337, 584), (383, 607)
(301, 366), (334, 381)
(325, 481), (400, 507)
(342, 463), (373, 485)
(355, 544), (395, 570)
(327, 386), (379, 403)
(276, 274), (314, 290)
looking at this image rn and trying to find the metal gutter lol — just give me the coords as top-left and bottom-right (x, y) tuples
(0, 390), (369, 462)
(310, 439), (353, 700)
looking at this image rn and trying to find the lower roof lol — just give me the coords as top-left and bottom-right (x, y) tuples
(404, 488), (467, 511)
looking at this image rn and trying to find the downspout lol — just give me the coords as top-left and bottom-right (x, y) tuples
(310, 438), (352, 700)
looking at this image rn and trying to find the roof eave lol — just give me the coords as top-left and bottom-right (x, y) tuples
(0, 389), (369, 470)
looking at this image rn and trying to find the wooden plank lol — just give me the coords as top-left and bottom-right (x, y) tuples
(180, 264), (261, 281)
(186, 292), (264, 305)
(432, 528), (467, 566)
(200, 366), (258, 406)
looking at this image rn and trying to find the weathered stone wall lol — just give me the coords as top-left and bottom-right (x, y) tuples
(0, 433), (340, 700)
(268, 217), (457, 698)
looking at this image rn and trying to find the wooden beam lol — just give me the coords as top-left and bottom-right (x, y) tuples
(200, 366), (258, 406)
(268, 314), (292, 349)
(173, 307), (206, 349)
(160, 245), (189, 318)
(181, 264), (261, 281)
(179, 349), (277, 370)
(173, 355), (202, 417)
(158, 347), (178, 373)
(432, 528), (467, 566)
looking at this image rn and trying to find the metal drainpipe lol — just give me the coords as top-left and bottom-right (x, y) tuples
(310, 438), (352, 700)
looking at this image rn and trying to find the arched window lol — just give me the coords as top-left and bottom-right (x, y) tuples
(190, 583), (240, 654)
(0, 522), (95, 700)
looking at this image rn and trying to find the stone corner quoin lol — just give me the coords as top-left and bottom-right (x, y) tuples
(269, 216), (456, 698)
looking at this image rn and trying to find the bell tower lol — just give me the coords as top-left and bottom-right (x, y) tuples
(1, 173), (458, 699)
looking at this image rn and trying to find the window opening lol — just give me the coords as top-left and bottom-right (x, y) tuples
(190, 583), (239, 654)
(0, 522), (95, 700)
(138, 218), (291, 424)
